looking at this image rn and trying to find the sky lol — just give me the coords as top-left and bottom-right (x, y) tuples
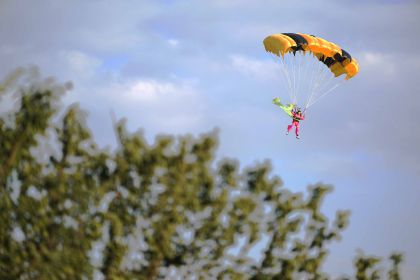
(1, 0), (419, 278)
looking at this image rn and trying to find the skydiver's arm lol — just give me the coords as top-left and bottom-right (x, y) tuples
(294, 113), (304, 120)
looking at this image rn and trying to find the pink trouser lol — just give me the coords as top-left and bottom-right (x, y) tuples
(287, 121), (300, 136)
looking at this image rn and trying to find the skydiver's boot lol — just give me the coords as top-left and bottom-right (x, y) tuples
(296, 135), (300, 139)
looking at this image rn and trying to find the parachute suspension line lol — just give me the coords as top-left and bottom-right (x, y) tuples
(310, 65), (345, 108)
(272, 54), (292, 101)
(305, 54), (325, 109)
(291, 54), (295, 104)
(315, 63), (331, 89)
(285, 53), (297, 104)
(294, 53), (300, 104)
(308, 64), (344, 109)
(268, 54), (286, 93)
(308, 54), (321, 104)
(314, 57), (329, 88)
(299, 53), (307, 99)
(305, 52), (314, 94)
(291, 52), (303, 105)
(306, 53), (317, 108)
(301, 51), (313, 108)
(290, 53), (297, 104)
(308, 65), (333, 107)
(296, 51), (305, 106)
(306, 80), (344, 108)
(275, 54), (294, 102)
(270, 53), (294, 103)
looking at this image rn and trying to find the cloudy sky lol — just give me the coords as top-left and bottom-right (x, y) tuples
(1, 0), (419, 278)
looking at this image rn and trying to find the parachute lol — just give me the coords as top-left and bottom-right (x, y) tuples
(263, 33), (359, 110)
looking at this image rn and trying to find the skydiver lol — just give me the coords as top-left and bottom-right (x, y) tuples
(286, 107), (305, 139)
(272, 97), (305, 139)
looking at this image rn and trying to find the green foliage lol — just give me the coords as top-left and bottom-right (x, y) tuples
(0, 68), (403, 279)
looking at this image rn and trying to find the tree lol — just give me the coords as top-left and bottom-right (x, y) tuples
(0, 68), (403, 279)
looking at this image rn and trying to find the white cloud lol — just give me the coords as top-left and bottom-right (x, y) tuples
(230, 54), (278, 81)
(77, 76), (209, 137)
(109, 78), (198, 105)
(168, 39), (180, 47)
(361, 52), (383, 65)
(58, 50), (102, 80)
(358, 51), (396, 76)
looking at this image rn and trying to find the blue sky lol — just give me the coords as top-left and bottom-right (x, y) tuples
(1, 0), (419, 278)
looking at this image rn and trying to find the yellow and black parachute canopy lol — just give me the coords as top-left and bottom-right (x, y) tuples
(263, 33), (358, 80)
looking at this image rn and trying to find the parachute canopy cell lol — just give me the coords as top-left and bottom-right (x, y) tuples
(263, 33), (359, 80)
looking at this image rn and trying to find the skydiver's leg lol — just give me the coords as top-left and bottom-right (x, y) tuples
(295, 122), (300, 136)
(287, 124), (293, 135)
